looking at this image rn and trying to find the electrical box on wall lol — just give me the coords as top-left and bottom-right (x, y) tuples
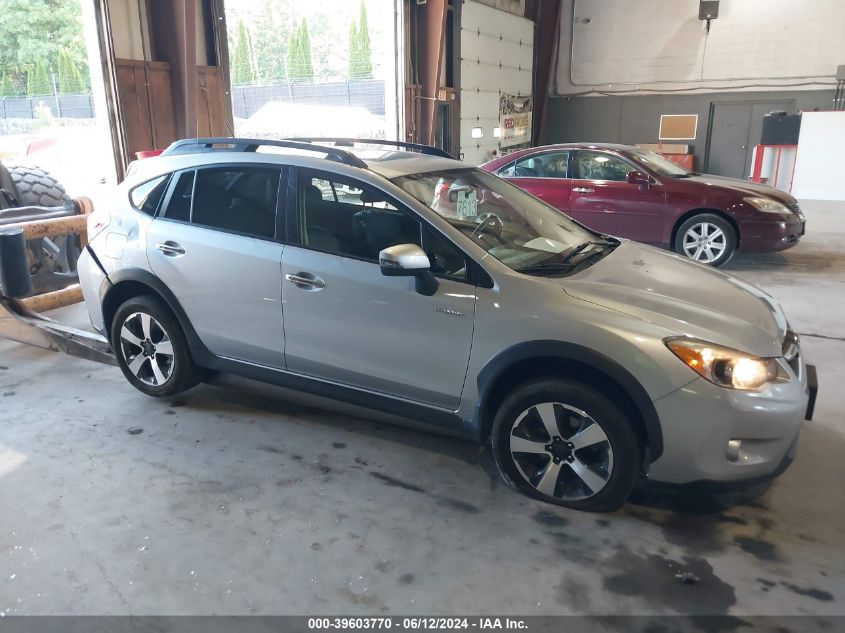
(761, 112), (802, 145)
(698, 0), (719, 20)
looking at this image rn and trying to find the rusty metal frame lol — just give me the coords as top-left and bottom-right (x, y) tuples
(0, 296), (115, 366)
(0, 196), (115, 366)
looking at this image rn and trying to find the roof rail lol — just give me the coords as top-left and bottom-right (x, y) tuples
(286, 138), (454, 159)
(160, 137), (368, 168)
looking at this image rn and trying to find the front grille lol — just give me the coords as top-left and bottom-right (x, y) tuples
(786, 202), (801, 214)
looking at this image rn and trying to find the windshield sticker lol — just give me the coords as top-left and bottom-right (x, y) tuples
(456, 189), (478, 218)
(523, 237), (567, 254)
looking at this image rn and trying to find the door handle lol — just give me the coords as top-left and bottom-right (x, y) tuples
(285, 272), (326, 290)
(572, 187), (595, 193)
(156, 241), (185, 257)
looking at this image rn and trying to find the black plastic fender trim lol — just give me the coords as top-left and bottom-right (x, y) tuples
(472, 340), (664, 461)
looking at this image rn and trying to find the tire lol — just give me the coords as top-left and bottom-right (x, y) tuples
(111, 295), (201, 398)
(491, 379), (642, 512)
(673, 212), (736, 267)
(8, 164), (80, 276)
(8, 164), (71, 207)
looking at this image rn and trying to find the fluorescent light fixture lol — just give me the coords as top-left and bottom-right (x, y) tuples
(471, 127), (484, 139)
(493, 127), (501, 138)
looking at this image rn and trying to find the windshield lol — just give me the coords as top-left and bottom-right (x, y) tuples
(628, 149), (691, 177)
(393, 168), (598, 271)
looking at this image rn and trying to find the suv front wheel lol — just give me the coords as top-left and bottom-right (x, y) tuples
(111, 295), (201, 397)
(491, 379), (641, 512)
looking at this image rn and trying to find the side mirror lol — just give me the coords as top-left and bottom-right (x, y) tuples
(626, 170), (652, 186)
(379, 244), (438, 296)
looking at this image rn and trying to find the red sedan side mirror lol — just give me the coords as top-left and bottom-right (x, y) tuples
(626, 170), (652, 186)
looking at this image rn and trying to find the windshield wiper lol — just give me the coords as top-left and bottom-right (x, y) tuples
(559, 240), (615, 263)
(516, 262), (575, 276)
(517, 240), (615, 276)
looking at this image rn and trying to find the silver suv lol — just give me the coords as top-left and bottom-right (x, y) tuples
(77, 138), (818, 512)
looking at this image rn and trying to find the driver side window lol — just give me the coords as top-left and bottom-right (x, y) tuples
(296, 170), (469, 282)
(574, 151), (632, 182)
(297, 171), (419, 262)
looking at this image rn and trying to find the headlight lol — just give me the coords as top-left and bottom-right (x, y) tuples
(744, 196), (790, 214)
(665, 337), (782, 391)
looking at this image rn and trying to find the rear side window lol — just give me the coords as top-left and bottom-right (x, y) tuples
(499, 151), (570, 178)
(162, 171), (195, 222)
(130, 175), (170, 216)
(192, 166), (280, 239)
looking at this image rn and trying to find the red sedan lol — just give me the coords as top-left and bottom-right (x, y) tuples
(481, 143), (805, 266)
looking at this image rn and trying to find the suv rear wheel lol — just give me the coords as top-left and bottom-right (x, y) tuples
(491, 379), (641, 512)
(673, 212), (736, 267)
(111, 295), (200, 397)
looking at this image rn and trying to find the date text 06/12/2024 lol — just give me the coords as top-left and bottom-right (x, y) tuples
(307, 617), (528, 630)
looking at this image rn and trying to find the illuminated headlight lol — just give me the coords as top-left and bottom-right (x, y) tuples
(665, 337), (784, 391)
(744, 196), (791, 214)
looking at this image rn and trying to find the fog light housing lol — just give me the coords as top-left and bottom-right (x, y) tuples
(726, 439), (742, 463)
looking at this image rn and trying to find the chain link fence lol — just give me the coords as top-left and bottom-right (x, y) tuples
(232, 79), (385, 120)
(0, 93), (95, 120)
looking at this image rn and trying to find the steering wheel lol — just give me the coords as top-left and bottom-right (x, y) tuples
(470, 213), (504, 242)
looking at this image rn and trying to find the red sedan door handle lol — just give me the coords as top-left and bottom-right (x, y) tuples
(572, 187), (594, 193)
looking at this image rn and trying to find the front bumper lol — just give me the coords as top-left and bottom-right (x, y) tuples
(647, 351), (816, 485)
(739, 212), (805, 253)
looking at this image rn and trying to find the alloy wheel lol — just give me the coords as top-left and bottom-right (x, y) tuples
(509, 402), (614, 501)
(682, 222), (727, 263)
(118, 312), (175, 387)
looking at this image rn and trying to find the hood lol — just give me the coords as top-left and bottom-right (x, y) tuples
(561, 242), (788, 357)
(678, 173), (796, 205)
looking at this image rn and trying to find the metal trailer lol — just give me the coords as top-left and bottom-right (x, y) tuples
(0, 198), (116, 367)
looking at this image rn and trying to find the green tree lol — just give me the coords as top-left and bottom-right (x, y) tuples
(27, 60), (50, 96)
(0, 0), (89, 94)
(357, 1), (373, 79)
(347, 21), (360, 79)
(299, 19), (314, 81)
(286, 24), (301, 82)
(231, 20), (258, 85)
(288, 19), (314, 83)
(347, 1), (373, 79)
(57, 48), (85, 93)
(0, 72), (16, 97)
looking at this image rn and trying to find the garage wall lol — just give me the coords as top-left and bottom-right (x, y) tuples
(543, 90), (835, 174)
(460, 1), (533, 165)
(542, 0), (842, 179)
(557, 0), (844, 95)
(471, 0), (525, 17)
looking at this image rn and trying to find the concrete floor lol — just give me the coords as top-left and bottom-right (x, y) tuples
(0, 201), (843, 617)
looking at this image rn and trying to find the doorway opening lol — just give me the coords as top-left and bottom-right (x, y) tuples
(224, 0), (397, 140)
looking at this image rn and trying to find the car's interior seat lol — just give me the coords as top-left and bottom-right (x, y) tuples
(352, 190), (418, 260)
(514, 165), (538, 177)
(526, 158), (542, 177)
(302, 183), (342, 252)
(193, 171), (277, 238)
